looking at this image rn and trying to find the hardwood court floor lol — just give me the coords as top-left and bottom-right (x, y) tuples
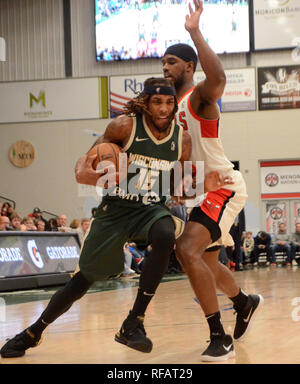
(1, 266), (300, 364)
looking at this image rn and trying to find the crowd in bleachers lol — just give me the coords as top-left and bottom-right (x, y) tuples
(223, 222), (300, 270)
(1, 200), (299, 279)
(0, 201), (149, 279)
(0, 202), (91, 243)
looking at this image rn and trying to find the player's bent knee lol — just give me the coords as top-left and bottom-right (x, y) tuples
(176, 241), (207, 270)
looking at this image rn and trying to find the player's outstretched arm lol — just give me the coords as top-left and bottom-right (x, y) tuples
(186, 0), (226, 108)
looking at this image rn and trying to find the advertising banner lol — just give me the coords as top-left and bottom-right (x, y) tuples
(0, 232), (80, 278)
(0, 77), (108, 123)
(258, 65), (300, 110)
(253, 0), (300, 51)
(266, 201), (287, 234)
(260, 160), (300, 199)
(110, 67), (256, 117)
(220, 68), (256, 112)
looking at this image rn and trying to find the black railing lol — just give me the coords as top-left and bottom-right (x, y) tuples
(0, 196), (16, 209)
(41, 210), (59, 220)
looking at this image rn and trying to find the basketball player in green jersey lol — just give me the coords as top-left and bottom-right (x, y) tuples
(0, 77), (232, 358)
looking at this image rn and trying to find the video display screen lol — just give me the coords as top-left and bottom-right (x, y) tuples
(95, 0), (250, 62)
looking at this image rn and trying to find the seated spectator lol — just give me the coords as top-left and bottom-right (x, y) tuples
(122, 243), (138, 278)
(57, 214), (72, 232)
(36, 219), (46, 232)
(28, 207), (50, 230)
(291, 223), (300, 263)
(219, 245), (230, 269)
(1, 202), (12, 217)
(10, 213), (22, 231)
(70, 219), (81, 230)
(167, 199), (189, 224)
(252, 231), (272, 265)
(0, 216), (11, 231)
(76, 218), (91, 244)
(271, 222), (292, 265)
(20, 217), (37, 231)
(125, 242), (142, 274)
(128, 242), (145, 262)
(48, 218), (59, 231)
(242, 231), (254, 264)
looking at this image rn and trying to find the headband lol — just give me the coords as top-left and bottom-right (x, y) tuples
(164, 43), (197, 71)
(142, 85), (176, 96)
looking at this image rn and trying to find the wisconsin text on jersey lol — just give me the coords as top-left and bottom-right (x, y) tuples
(110, 152), (176, 204)
(128, 153), (175, 172)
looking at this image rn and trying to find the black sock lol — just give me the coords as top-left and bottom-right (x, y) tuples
(130, 217), (175, 318)
(28, 272), (91, 338)
(131, 288), (155, 317)
(205, 311), (225, 339)
(29, 318), (51, 339)
(229, 289), (248, 311)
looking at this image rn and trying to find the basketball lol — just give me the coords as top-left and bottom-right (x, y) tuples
(87, 142), (127, 184)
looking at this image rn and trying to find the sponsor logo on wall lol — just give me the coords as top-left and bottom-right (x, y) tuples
(258, 65), (300, 110)
(260, 161), (300, 198)
(109, 68), (256, 117)
(0, 234), (80, 278)
(253, 0), (300, 50)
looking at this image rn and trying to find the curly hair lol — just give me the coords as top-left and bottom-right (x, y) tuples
(123, 77), (178, 117)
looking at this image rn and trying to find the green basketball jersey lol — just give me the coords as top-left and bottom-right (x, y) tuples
(103, 113), (183, 207)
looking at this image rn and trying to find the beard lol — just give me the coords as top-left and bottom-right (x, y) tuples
(173, 70), (186, 90)
(151, 115), (174, 132)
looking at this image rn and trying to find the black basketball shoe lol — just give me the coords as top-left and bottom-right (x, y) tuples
(233, 294), (264, 341)
(0, 329), (42, 358)
(201, 334), (235, 362)
(115, 311), (153, 353)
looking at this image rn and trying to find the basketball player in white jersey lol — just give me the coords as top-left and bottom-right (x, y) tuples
(162, 0), (263, 361)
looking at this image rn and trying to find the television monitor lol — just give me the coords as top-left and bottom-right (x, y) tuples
(252, 0), (300, 51)
(95, 0), (250, 62)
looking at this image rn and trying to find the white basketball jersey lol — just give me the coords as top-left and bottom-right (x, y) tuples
(175, 88), (234, 177)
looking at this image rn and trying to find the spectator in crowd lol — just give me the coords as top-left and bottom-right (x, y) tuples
(36, 220), (46, 232)
(219, 246), (230, 269)
(291, 223), (300, 263)
(167, 199), (189, 224)
(0, 216), (11, 231)
(28, 208), (50, 230)
(229, 211), (245, 271)
(242, 231), (254, 265)
(1, 202), (13, 218)
(57, 214), (71, 232)
(252, 231), (272, 266)
(122, 243), (139, 278)
(70, 219), (81, 230)
(126, 242), (143, 274)
(48, 218), (59, 231)
(272, 222), (292, 265)
(76, 218), (91, 245)
(20, 217), (37, 231)
(10, 213), (22, 231)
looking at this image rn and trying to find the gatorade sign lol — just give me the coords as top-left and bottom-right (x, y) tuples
(0, 233), (80, 278)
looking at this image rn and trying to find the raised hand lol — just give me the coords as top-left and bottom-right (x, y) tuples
(185, 0), (204, 33)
